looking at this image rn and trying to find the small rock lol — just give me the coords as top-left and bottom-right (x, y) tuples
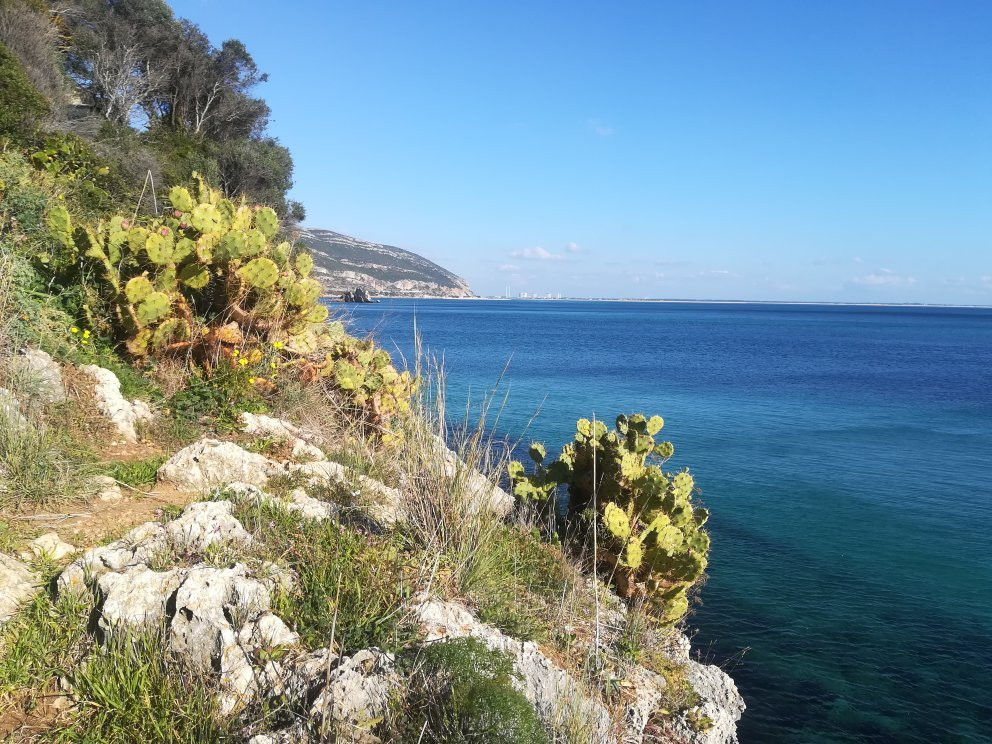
(92, 475), (124, 502)
(23, 532), (77, 561)
(0, 554), (38, 625)
(79, 365), (153, 442)
(9, 348), (66, 404)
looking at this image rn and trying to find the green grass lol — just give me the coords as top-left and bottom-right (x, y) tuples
(465, 526), (580, 643)
(0, 591), (92, 704)
(231, 499), (418, 654)
(106, 455), (166, 488)
(0, 407), (99, 510)
(48, 632), (232, 744)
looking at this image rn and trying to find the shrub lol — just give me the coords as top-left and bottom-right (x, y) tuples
(0, 42), (49, 140)
(510, 414), (710, 625)
(397, 638), (548, 744)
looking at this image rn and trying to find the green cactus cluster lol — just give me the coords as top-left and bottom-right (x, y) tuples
(45, 173), (333, 359)
(316, 335), (417, 433)
(510, 413), (710, 625)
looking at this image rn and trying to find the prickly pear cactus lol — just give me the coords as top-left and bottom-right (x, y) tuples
(510, 413), (710, 625)
(313, 335), (417, 433)
(44, 175), (330, 364)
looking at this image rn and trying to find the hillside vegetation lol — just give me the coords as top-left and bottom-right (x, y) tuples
(0, 3), (742, 742)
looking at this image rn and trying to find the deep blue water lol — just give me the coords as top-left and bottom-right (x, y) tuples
(341, 299), (992, 743)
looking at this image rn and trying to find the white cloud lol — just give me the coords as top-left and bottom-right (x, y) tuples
(852, 268), (917, 286)
(497, 263), (520, 272)
(853, 256), (863, 264)
(981, 276), (992, 288)
(587, 119), (615, 137)
(511, 246), (564, 262)
(565, 242), (582, 253)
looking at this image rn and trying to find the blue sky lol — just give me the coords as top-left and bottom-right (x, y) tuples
(171, 0), (991, 303)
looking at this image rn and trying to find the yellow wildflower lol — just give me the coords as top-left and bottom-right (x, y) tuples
(83, 329), (91, 338)
(70, 327), (79, 334)
(80, 339), (88, 345)
(273, 341), (284, 350)
(232, 349), (240, 357)
(269, 362), (276, 369)
(248, 378), (255, 384)
(239, 358), (248, 366)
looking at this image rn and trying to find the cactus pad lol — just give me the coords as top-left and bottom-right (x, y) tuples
(254, 207), (279, 238)
(137, 292), (172, 325)
(237, 258), (279, 289)
(125, 276), (153, 303)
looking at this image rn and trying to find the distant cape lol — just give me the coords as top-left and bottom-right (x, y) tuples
(297, 228), (473, 298)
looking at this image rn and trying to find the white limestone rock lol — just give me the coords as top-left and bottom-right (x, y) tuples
(164, 500), (253, 550)
(58, 502), (251, 597)
(157, 438), (284, 492)
(9, 348), (66, 404)
(0, 554), (38, 625)
(0, 387), (27, 430)
(57, 521), (168, 597)
(22, 532), (77, 561)
(226, 482), (338, 522)
(97, 565), (183, 633)
(308, 648), (399, 743)
(92, 475), (124, 502)
(79, 364), (153, 442)
(290, 460), (403, 527)
(432, 435), (514, 517)
(240, 412), (326, 463)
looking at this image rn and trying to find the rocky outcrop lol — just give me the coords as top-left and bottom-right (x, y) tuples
(413, 595), (613, 741)
(56, 497), (398, 733)
(57, 501), (253, 597)
(0, 554), (38, 626)
(412, 595), (744, 744)
(289, 460), (404, 528)
(432, 435), (514, 517)
(8, 348), (66, 404)
(341, 288), (374, 303)
(157, 438), (283, 492)
(240, 412), (326, 463)
(79, 364), (153, 442)
(662, 635), (746, 744)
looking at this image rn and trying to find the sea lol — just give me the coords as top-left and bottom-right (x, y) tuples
(341, 299), (992, 744)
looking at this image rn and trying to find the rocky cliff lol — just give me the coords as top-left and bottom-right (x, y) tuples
(297, 228), (473, 298)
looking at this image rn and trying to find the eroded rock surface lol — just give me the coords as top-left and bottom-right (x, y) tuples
(240, 412), (326, 462)
(79, 364), (153, 442)
(9, 348), (66, 404)
(432, 435), (514, 517)
(0, 554), (38, 626)
(158, 438), (283, 492)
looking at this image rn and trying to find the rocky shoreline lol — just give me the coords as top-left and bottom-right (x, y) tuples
(0, 350), (744, 742)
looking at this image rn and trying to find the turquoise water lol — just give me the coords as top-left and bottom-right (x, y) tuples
(343, 299), (992, 743)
